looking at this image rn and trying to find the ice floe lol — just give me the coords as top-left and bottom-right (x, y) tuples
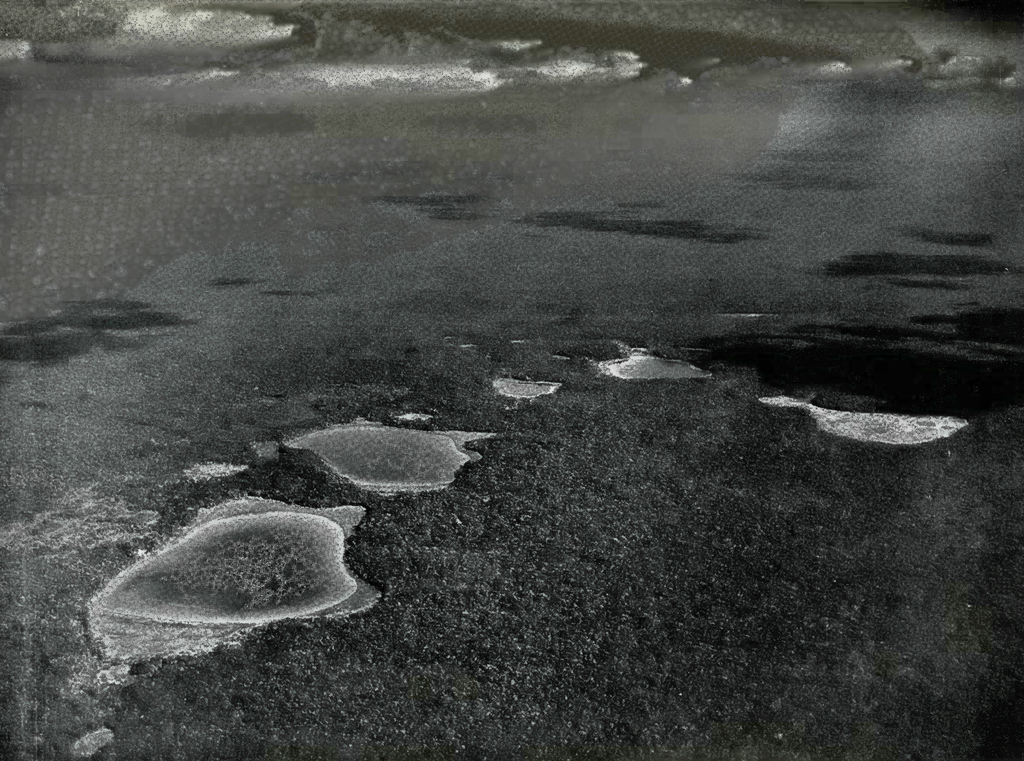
(0, 40), (31, 61)
(598, 348), (711, 380)
(285, 421), (495, 493)
(492, 40), (544, 55)
(108, 8), (295, 51)
(70, 728), (114, 759)
(492, 378), (561, 399)
(520, 51), (644, 83)
(88, 498), (378, 662)
(393, 412), (433, 422)
(183, 462), (249, 481)
(256, 62), (504, 93)
(759, 396), (968, 445)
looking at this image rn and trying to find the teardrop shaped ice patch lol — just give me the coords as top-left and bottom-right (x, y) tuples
(759, 396), (968, 445)
(88, 498), (378, 662)
(492, 378), (562, 399)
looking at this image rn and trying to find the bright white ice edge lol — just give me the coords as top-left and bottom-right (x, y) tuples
(759, 396), (968, 446)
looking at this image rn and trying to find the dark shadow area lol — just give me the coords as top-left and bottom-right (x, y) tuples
(616, 201), (664, 209)
(182, 111), (315, 139)
(824, 252), (1011, 277)
(371, 194), (486, 221)
(976, 681), (1024, 760)
(899, 228), (995, 247)
(696, 322), (1024, 415)
(209, 278), (254, 289)
(302, 163), (430, 184)
(736, 166), (875, 192)
(427, 207), (485, 221)
(887, 277), (971, 290)
(912, 308), (1024, 346)
(233, 1), (885, 75)
(0, 299), (191, 364)
(519, 211), (767, 244)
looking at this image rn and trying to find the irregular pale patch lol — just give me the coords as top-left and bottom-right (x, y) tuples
(251, 441), (280, 461)
(665, 74), (693, 91)
(285, 421), (495, 493)
(0, 40), (31, 61)
(759, 396), (968, 446)
(493, 378), (562, 399)
(110, 8), (295, 51)
(88, 498), (378, 662)
(521, 51), (644, 83)
(0, 486), (158, 556)
(70, 728), (114, 759)
(598, 349), (711, 380)
(493, 40), (544, 54)
(117, 69), (240, 90)
(95, 664), (132, 686)
(394, 412), (433, 422)
(183, 462), (249, 481)
(818, 61), (854, 76)
(260, 63), (504, 93)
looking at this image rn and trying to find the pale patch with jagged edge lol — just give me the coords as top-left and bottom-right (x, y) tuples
(286, 421), (496, 494)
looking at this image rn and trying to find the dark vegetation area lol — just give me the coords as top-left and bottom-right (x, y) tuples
(2, 307), (1014, 758)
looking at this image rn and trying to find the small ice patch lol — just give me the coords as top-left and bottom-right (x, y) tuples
(394, 412), (433, 422)
(524, 51), (644, 83)
(493, 378), (561, 399)
(598, 348), (710, 380)
(110, 8), (295, 50)
(95, 664), (132, 686)
(665, 74), (693, 90)
(260, 63), (504, 93)
(0, 40), (31, 61)
(286, 421), (495, 494)
(492, 39), (544, 54)
(818, 61), (854, 76)
(184, 462), (249, 481)
(759, 396), (968, 446)
(70, 728), (114, 759)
